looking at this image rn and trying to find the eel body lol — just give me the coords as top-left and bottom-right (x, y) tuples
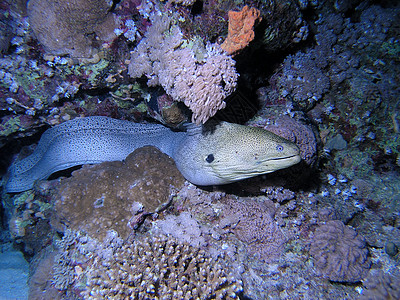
(5, 116), (301, 192)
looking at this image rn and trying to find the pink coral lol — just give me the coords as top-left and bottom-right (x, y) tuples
(309, 220), (370, 282)
(221, 197), (285, 263)
(128, 13), (238, 124)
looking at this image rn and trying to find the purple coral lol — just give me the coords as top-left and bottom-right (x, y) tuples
(309, 220), (371, 283)
(278, 51), (330, 109)
(221, 198), (285, 263)
(262, 186), (295, 203)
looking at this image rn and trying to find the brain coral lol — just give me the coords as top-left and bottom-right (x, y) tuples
(28, 0), (117, 58)
(309, 220), (371, 283)
(52, 147), (185, 240)
(83, 235), (243, 299)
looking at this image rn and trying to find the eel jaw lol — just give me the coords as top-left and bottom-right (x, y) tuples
(211, 154), (302, 183)
(263, 154), (302, 171)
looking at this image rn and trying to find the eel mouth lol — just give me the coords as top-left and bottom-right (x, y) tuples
(213, 154), (301, 182)
(267, 154), (301, 161)
(265, 154), (301, 167)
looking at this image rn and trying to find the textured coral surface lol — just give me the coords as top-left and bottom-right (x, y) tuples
(221, 5), (261, 55)
(53, 147), (185, 240)
(310, 220), (371, 282)
(28, 0), (117, 58)
(128, 13), (238, 124)
(84, 235), (242, 299)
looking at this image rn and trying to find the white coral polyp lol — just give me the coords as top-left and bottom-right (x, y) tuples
(128, 14), (238, 124)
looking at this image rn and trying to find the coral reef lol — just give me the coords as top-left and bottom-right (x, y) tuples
(52, 147), (185, 240)
(260, 0), (309, 52)
(1, 1), (400, 299)
(171, 182), (289, 263)
(128, 13), (238, 124)
(154, 211), (207, 248)
(221, 6), (261, 55)
(49, 228), (242, 299)
(220, 197), (286, 263)
(309, 220), (371, 282)
(28, 0), (118, 58)
(84, 235), (242, 299)
(277, 51), (331, 110)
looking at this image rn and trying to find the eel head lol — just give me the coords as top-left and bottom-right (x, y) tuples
(173, 122), (301, 186)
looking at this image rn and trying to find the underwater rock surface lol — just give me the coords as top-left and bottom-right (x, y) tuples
(52, 146), (185, 240)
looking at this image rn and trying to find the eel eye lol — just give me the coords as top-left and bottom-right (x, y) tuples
(205, 154), (214, 163)
(276, 145), (284, 152)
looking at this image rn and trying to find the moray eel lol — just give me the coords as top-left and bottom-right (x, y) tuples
(4, 116), (301, 192)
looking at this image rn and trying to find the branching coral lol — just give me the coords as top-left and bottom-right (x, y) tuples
(28, 0), (118, 58)
(128, 13), (238, 124)
(84, 235), (243, 299)
(309, 220), (371, 283)
(50, 228), (242, 299)
(221, 6), (261, 55)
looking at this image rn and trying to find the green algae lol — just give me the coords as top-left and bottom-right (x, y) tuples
(13, 191), (35, 207)
(0, 116), (23, 136)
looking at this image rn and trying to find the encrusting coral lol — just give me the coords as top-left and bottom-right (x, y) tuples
(128, 13), (238, 124)
(221, 6), (262, 55)
(309, 220), (371, 283)
(28, 0), (118, 58)
(220, 197), (286, 263)
(249, 114), (318, 166)
(261, 116), (318, 166)
(52, 147), (185, 240)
